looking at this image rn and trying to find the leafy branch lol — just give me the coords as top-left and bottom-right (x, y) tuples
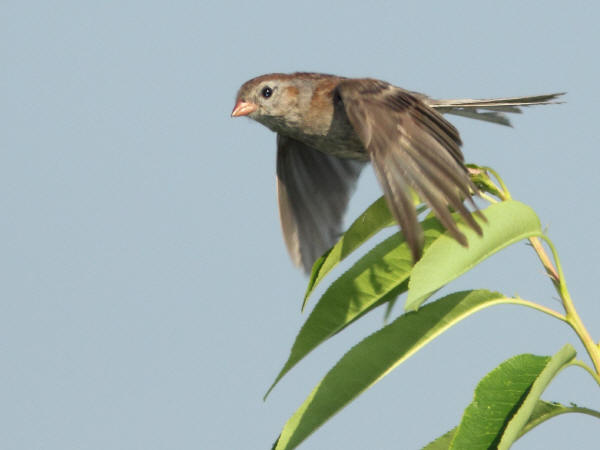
(268, 165), (600, 449)
(473, 166), (600, 376)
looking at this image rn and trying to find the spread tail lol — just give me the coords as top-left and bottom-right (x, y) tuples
(428, 92), (565, 126)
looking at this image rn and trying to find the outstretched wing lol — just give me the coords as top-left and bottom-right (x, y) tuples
(336, 79), (482, 260)
(276, 134), (365, 273)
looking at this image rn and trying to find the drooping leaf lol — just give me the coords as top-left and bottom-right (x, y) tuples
(303, 196), (395, 307)
(497, 344), (576, 449)
(407, 201), (542, 311)
(274, 290), (511, 450)
(304, 196), (425, 309)
(450, 345), (576, 450)
(518, 400), (600, 435)
(423, 399), (600, 450)
(266, 217), (444, 398)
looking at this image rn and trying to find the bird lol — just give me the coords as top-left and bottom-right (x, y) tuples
(231, 72), (563, 273)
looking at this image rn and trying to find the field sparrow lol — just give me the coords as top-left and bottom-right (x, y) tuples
(232, 72), (562, 273)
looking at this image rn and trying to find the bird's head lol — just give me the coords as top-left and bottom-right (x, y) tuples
(231, 74), (300, 128)
(231, 73), (340, 134)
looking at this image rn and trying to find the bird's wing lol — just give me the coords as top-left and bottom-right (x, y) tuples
(276, 134), (365, 273)
(336, 79), (482, 260)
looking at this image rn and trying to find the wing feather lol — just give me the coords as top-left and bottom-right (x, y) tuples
(276, 135), (365, 272)
(337, 79), (482, 260)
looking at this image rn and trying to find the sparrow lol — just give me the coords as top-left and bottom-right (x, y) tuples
(232, 72), (562, 273)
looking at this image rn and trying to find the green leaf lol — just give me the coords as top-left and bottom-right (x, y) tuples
(497, 344), (576, 449)
(266, 217), (445, 399)
(422, 428), (456, 450)
(303, 195), (424, 309)
(450, 345), (576, 450)
(274, 290), (511, 450)
(423, 400), (600, 450)
(450, 354), (548, 449)
(519, 400), (600, 435)
(303, 196), (394, 307)
(406, 201), (542, 311)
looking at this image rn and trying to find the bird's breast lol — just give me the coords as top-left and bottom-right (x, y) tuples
(294, 101), (369, 161)
(298, 131), (368, 160)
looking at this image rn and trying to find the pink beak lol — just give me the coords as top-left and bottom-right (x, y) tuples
(231, 100), (258, 117)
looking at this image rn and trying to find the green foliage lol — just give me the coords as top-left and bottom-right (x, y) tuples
(303, 195), (423, 309)
(406, 201), (542, 311)
(423, 399), (600, 450)
(269, 167), (600, 449)
(274, 290), (508, 449)
(450, 346), (574, 449)
(266, 216), (443, 398)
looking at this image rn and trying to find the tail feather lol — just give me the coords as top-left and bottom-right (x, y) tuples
(428, 92), (565, 127)
(442, 109), (513, 127)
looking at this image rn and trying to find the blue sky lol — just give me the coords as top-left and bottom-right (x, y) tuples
(2, 1), (599, 449)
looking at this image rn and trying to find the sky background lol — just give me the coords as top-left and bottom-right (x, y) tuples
(2, 1), (599, 449)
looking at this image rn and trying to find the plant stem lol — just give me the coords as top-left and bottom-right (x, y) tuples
(479, 192), (498, 204)
(538, 235), (600, 375)
(475, 166), (600, 375)
(529, 237), (560, 288)
(570, 359), (600, 387)
(482, 166), (600, 376)
(482, 166), (511, 199)
(508, 297), (566, 322)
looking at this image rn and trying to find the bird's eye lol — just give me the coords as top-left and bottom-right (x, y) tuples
(261, 86), (273, 98)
